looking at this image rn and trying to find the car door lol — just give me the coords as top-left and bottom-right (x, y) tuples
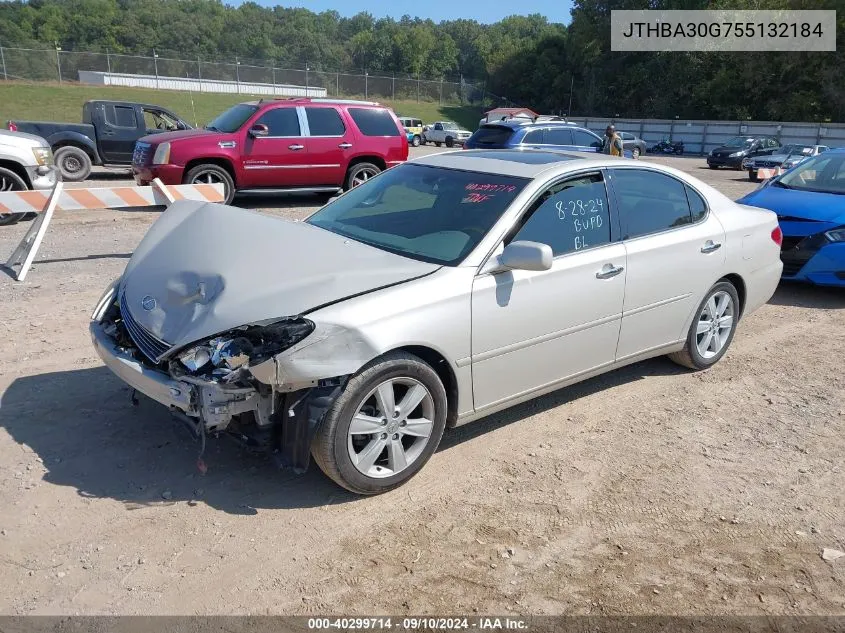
(519, 127), (547, 149)
(608, 167), (726, 361)
(98, 103), (141, 163)
(471, 171), (627, 410)
(543, 127), (575, 151)
(302, 105), (350, 186)
(572, 128), (604, 152)
(240, 105), (307, 188)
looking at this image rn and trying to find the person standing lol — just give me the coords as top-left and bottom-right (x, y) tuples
(602, 125), (624, 156)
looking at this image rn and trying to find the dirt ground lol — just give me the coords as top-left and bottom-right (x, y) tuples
(0, 150), (843, 616)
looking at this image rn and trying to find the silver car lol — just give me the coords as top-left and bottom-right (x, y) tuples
(90, 150), (783, 494)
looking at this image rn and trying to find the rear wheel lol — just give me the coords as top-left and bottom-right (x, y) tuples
(184, 164), (235, 204)
(631, 147), (641, 159)
(0, 167), (28, 226)
(748, 169), (759, 182)
(445, 137), (455, 148)
(669, 281), (739, 370)
(54, 146), (92, 182)
(345, 162), (381, 190)
(435, 141), (442, 147)
(311, 351), (448, 495)
(411, 135), (421, 147)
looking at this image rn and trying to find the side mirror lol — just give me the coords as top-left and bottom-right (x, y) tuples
(499, 241), (553, 272)
(249, 123), (269, 138)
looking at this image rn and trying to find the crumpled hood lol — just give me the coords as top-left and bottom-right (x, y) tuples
(119, 201), (439, 349)
(738, 186), (845, 224)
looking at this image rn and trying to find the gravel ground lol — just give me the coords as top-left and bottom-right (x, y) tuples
(0, 149), (843, 616)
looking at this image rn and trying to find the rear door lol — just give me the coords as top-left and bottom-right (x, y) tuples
(302, 105), (350, 186)
(542, 127), (575, 151)
(240, 105), (307, 188)
(608, 167), (726, 361)
(98, 103), (141, 163)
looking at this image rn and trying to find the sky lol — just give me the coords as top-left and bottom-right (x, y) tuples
(238, 0), (573, 25)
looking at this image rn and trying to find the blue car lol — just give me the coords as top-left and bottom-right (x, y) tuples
(464, 120), (633, 158)
(737, 148), (845, 287)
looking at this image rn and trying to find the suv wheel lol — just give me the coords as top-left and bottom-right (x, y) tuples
(345, 162), (381, 190)
(311, 351), (448, 494)
(0, 166), (28, 226)
(184, 164), (235, 204)
(445, 137), (455, 148)
(54, 146), (92, 182)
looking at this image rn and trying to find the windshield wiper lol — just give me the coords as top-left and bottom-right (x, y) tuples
(772, 180), (792, 189)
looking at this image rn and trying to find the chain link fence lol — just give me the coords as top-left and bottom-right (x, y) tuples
(0, 46), (494, 106)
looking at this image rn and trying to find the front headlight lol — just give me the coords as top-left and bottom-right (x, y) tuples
(176, 318), (315, 380)
(824, 227), (845, 243)
(91, 278), (120, 321)
(152, 142), (171, 165)
(32, 146), (53, 166)
(729, 151), (744, 158)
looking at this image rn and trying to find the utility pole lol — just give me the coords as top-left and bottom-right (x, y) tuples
(365, 71), (368, 99)
(0, 46), (7, 81)
(567, 75), (574, 117)
(55, 45), (62, 83)
(197, 56), (202, 92)
(305, 63), (309, 96)
(392, 72), (395, 100)
(153, 49), (159, 89)
(106, 48), (111, 75)
(235, 57), (240, 94)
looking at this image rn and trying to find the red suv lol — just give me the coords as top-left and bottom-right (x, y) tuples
(132, 98), (408, 204)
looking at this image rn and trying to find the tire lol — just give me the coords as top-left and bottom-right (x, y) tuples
(669, 280), (740, 370)
(184, 164), (235, 204)
(0, 166), (29, 226)
(445, 137), (455, 148)
(435, 142), (442, 147)
(631, 147), (641, 159)
(311, 351), (448, 495)
(411, 135), (421, 147)
(345, 162), (381, 190)
(708, 165), (718, 170)
(748, 169), (759, 183)
(54, 146), (92, 182)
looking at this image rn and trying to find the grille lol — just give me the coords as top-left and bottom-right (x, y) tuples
(781, 236), (803, 251)
(132, 142), (151, 166)
(119, 292), (171, 363)
(781, 260), (805, 277)
(757, 160), (780, 168)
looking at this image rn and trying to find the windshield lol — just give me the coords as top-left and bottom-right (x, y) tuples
(442, 122), (459, 130)
(723, 136), (755, 148)
(779, 144), (813, 155)
(306, 164), (529, 265)
(776, 153), (845, 194)
(206, 104), (258, 133)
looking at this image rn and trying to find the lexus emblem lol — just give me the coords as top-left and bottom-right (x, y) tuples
(141, 295), (157, 311)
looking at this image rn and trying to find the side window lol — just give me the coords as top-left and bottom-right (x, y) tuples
(522, 129), (544, 144)
(105, 105), (137, 128)
(414, 119), (422, 127)
(685, 185), (707, 222)
(510, 173), (611, 256)
(143, 108), (178, 131)
(545, 128), (573, 146)
(349, 108), (401, 136)
(435, 123), (443, 131)
(619, 132), (631, 141)
(572, 129), (602, 149)
(256, 107), (301, 136)
(305, 107), (346, 136)
(611, 169), (693, 239)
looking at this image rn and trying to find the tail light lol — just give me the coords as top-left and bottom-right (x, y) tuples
(7, 121), (17, 132)
(771, 226), (783, 246)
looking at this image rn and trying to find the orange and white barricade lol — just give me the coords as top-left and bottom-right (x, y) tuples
(3, 179), (224, 282)
(757, 167), (783, 181)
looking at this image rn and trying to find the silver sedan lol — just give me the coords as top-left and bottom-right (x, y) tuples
(90, 150), (783, 494)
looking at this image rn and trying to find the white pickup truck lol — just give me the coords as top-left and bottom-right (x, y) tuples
(423, 121), (472, 148)
(0, 129), (59, 226)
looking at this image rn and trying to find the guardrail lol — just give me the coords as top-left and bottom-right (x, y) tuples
(2, 179), (225, 282)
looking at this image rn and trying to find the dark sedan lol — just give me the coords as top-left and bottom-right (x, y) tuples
(707, 135), (780, 170)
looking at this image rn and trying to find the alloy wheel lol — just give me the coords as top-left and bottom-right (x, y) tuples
(347, 377), (435, 479)
(695, 290), (735, 359)
(351, 168), (377, 187)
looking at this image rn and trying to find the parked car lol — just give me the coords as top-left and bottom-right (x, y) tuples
(423, 121), (472, 147)
(464, 120), (632, 157)
(744, 144), (829, 182)
(0, 129), (59, 226)
(398, 116), (424, 147)
(91, 149), (782, 494)
(737, 148), (845, 287)
(618, 131), (647, 158)
(707, 135), (780, 170)
(132, 98), (408, 204)
(7, 100), (191, 182)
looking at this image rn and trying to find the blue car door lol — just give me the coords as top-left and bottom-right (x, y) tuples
(572, 128), (604, 153)
(543, 127), (577, 151)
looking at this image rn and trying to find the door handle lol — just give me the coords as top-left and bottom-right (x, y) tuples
(288, 144), (304, 151)
(338, 142), (353, 149)
(596, 263), (624, 279)
(701, 240), (722, 254)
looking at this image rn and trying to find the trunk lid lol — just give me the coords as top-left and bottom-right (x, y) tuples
(119, 201), (440, 349)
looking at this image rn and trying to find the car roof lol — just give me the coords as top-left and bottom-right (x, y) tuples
(480, 119), (586, 131)
(413, 149), (630, 178)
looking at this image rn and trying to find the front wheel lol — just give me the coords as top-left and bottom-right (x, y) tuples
(748, 169), (759, 183)
(345, 162), (381, 190)
(54, 146), (92, 182)
(311, 351), (448, 495)
(184, 164), (235, 204)
(435, 141), (442, 147)
(0, 166), (28, 226)
(669, 281), (740, 370)
(445, 137), (455, 148)
(411, 135), (421, 147)
(631, 147), (641, 159)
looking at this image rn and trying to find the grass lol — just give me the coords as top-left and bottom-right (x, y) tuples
(0, 81), (483, 130)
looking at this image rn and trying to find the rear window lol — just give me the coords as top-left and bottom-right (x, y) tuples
(469, 125), (514, 146)
(348, 108), (401, 137)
